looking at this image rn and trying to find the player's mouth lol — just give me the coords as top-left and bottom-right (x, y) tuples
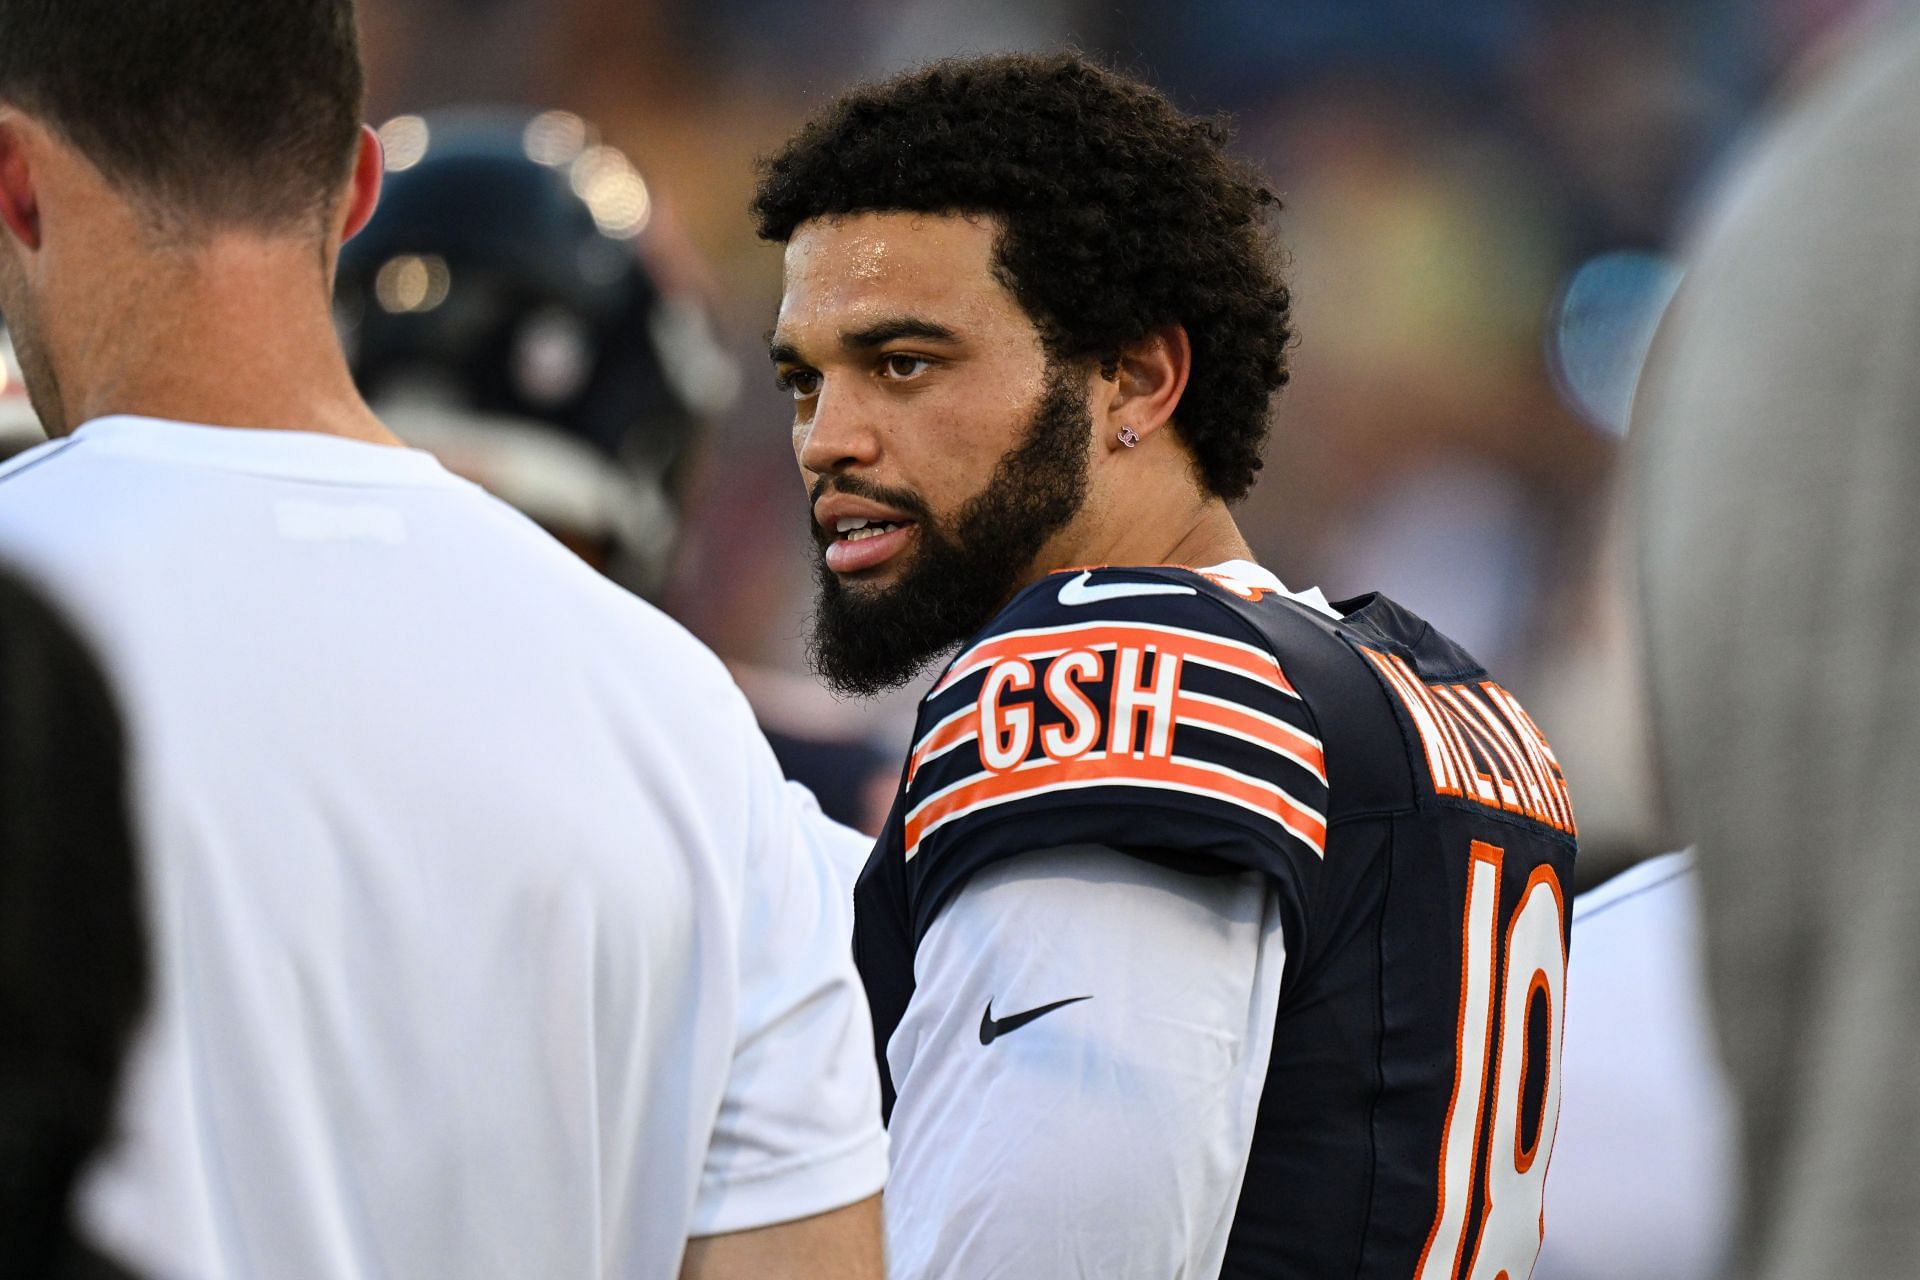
(824, 515), (917, 575)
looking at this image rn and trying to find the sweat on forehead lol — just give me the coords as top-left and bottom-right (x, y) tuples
(772, 213), (1033, 357)
(781, 213), (1000, 293)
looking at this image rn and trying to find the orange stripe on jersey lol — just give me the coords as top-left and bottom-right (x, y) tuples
(934, 621), (1293, 698)
(1176, 690), (1327, 784)
(906, 705), (978, 785)
(904, 752), (1327, 861)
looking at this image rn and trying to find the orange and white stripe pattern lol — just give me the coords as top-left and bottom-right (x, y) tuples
(907, 684), (1326, 790)
(931, 620), (1297, 698)
(904, 619), (1327, 863)
(904, 751), (1327, 860)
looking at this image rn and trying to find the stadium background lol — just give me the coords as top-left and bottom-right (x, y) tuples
(344, 0), (1894, 880)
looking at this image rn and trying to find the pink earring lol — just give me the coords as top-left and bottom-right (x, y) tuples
(1117, 427), (1140, 449)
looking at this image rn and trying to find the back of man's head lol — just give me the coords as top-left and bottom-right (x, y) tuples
(0, 0), (363, 236)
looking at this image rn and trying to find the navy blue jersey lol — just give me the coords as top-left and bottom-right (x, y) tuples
(853, 564), (1578, 1278)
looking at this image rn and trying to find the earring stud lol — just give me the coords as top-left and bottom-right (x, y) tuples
(1117, 427), (1140, 449)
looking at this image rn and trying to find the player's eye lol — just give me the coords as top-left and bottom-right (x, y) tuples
(879, 353), (932, 381)
(775, 368), (821, 400)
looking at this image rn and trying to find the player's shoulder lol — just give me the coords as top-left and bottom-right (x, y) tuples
(942, 564), (1569, 840)
(1334, 590), (1486, 686)
(921, 562), (1339, 725)
(910, 561), (1419, 802)
(939, 561), (1372, 694)
(956, 562), (1426, 776)
(892, 565), (1346, 929)
(1337, 590), (1579, 841)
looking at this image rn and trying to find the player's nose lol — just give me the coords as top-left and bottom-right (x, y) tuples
(796, 382), (883, 475)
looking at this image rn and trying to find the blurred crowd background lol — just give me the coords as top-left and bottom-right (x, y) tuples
(339, 0), (1899, 873)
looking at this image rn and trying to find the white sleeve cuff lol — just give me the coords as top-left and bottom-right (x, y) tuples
(690, 1124), (888, 1237)
(690, 745), (889, 1239)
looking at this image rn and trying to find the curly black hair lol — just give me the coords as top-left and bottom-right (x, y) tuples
(752, 52), (1292, 501)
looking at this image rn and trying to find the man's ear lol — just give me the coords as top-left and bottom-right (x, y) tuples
(1104, 324), (1191, 451)
(339, 124), (383, 244)
(0, 114), (44, 253)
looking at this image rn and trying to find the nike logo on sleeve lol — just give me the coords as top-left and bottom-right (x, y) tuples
(978, 995), (1092, 1045)
(1056, 571), (1196, 607)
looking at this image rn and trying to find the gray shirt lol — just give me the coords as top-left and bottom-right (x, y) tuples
(1633, 17), (1920, 1278)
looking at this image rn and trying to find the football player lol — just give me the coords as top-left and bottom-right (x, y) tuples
(758, 53), (1580, 1278)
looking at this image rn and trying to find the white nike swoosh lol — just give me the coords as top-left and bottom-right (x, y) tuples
(1056, 571), (1198, 607)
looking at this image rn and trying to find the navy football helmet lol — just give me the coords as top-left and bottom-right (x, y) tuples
(336, 108), (737, 597)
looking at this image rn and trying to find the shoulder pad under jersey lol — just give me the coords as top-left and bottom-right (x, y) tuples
(896, 565), (1332, 932)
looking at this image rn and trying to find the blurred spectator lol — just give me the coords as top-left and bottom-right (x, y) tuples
(0, 568), (146, 1280)
(1633, 12), (1920, 1277)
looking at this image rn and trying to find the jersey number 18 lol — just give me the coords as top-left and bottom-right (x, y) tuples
(1417, 840), (1568, 1280)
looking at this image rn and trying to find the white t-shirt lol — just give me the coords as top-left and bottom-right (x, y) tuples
(1535, 851), (1738, 1280)
(0, 416), (886, 1280)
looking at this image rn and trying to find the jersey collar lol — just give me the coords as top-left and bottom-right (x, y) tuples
(1200, 559), (1343, 620)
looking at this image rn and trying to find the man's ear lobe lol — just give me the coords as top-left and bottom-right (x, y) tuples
(0, 118), (44, 252)
(339, 124), (384, 244)
(1109, 324), (1192, 445)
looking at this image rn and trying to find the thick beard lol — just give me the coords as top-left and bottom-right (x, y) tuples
(808, 365), (1093, 698)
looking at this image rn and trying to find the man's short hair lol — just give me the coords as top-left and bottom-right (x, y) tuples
(0, 0), (364, 236)
(752, 52), (1293, 501)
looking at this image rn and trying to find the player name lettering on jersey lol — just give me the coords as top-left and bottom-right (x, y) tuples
(1361, 647), (1576, 834)
(903, 620), (1328, 863)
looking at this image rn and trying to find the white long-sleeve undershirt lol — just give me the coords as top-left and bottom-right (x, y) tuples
(881, 845), (1289, 1279)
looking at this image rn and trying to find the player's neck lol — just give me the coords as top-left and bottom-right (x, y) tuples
(52, 237), (400, 447)
(1157, 501), (1257, 570)
(1035, 489), (1254, 579)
